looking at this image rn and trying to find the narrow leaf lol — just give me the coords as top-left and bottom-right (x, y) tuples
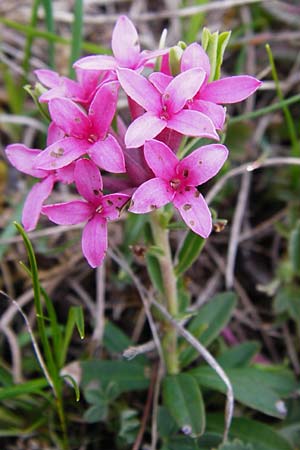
(163, 373), (206, 437)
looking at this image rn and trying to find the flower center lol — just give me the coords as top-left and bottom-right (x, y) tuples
(160, 105), (169, 121)
(87, 133), (98, 143)
(95, 204), (103, 214)
(170, 178), (181, 190)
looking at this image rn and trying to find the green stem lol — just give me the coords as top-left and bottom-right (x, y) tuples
(150, 211), (179, 374)
(56, 390), (69, 450)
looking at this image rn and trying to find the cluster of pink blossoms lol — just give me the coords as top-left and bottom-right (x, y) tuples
(5, 16), (262, 267)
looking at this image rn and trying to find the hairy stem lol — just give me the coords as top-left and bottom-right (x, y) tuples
(150, 211), (179, 374)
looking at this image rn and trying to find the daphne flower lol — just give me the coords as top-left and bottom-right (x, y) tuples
(74, 16), (167, 74)
(34, 81), (125, 173)
(42, 159), (129, 267)
(117, 68), (218, 148)
(5, 144), (74, 231)
(129, 139), (228, 237)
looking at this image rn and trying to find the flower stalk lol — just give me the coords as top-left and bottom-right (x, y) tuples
(150, 210), (179, 374)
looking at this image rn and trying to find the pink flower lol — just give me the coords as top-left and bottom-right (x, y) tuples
(181, 43), (262, 129)
(42, 159), (129, 267)
(129, 139), (228, 238)
(35, 68), (113, 105)
(117, 67), (218, 148)
(34, 81), (125, 173)
(74, 16), (166, 73)
(5, 144), (74, 231)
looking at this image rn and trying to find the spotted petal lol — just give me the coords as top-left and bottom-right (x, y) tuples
(34, 137), (90, 170)
(49, 98), (91, 138)
(178, 144), (228, 186)
(74, 159), (103, 204)
(129, 178), (173, 214)
(174, 188), (212, 238)
(102, 193), (130, 220)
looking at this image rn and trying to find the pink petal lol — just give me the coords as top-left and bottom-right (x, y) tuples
(34, 69), (60, 88)
(5, 144), (46, 178)
(74, 159), (103, 203)
(82, 215), (108, 267)
(117, 68), (161, 113)
(174, 189), (212, 238)
(111, 15), (140, 68)
(88, 81), (119, 138)
(167, 110), (218, 140)
(178, 144), (228, 186)
(102, 193), (130, 220)
(55, 163), (75, 184)
(143, 139), (178, 179)
(129, 178), (173, 214)
(181, 43), (210, 78)
(34, 137), (90, 170)
(74, 55), (117, 71)
(164, 68), (206, 113)
(48, 98), (91, 138)
(190, 100), (226, 130)
(125, 113), (165, 148)
(42, 200), (93, 225)
(22, 175), (55, 231)
(89, 134), (125, 173)
(201, 76), (262, 104)
(47, 122), (65, 146)
(149, 72), (172, 93)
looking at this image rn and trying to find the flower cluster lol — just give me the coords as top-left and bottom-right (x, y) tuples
(5, 16), (261, 267)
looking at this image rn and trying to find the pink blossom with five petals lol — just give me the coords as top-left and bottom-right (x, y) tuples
(129, 139), (228, 238)
(117, 67), (219, 148)
(42, 159), (129, 267)
(34, 81), (125, 173)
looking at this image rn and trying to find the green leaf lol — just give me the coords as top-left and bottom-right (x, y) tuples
(218, 440), (253, 450)
(84, 403), (108, 423)
(289, 221), (300, 275)
(190, 366), (296, 418)
(179, 292), (237, 368)
(201, 29), (231, 81)
(217, 341), (261, 368)
(274, 286), (300, 324)
(145, 252), (165, 294)
(69, 0), (83, 77)
(207, 414), (293, 450)
(175, 231), (206, 276)
(163, 373), (206, 437)
(215, 31), (231, 80)
(81, 360), (149, 394)
(118, 409), (140, 445)
(60, 306), (84, 367)
(0, 379), (48, 401)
